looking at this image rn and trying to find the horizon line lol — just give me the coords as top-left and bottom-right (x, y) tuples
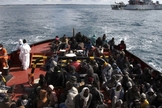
(0, 3), (112, 6)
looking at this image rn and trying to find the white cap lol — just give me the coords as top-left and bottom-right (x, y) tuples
(48, 85), (54, 90)
(0, 72), (2, 75)
(141, 93), (146, 99)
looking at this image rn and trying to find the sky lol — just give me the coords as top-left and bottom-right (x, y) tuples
(0, 0), (161, 5)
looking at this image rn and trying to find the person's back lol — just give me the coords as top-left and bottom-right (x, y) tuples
(69, 57), (81, 72)
(108, 38), (115, 50)
(51, 66), (64, 87)
(96, 37), (103, 47)
(21, 39), (31, 70)
(90, 35), (96, 46)
(89, 87), (105, 108)
(70, 38), (78, 50)
(21, 40), (31, 54)
(84, 68), (100, 90)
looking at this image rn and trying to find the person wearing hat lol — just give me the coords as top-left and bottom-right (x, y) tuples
(111, 82), (124, 108)
(146, 87), (157, 105)
(14, 39), (23, 63)
(69, 76), (80, 89)
(66, 65), (81, 83)
(84, 67), (100, 90)
(101, 62), (113, 85)
(74, 87), (92, 108)
(47, 84), (58, 108)
(131, 98), (141, 108)
(140, 93), (149, 108)
(102, 63), (118, 92)
(0, 44), (9, 69)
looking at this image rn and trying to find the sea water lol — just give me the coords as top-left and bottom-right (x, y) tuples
(0, 4), (162, 71)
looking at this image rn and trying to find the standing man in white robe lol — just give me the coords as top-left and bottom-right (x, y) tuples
(21, 39), (31, 70)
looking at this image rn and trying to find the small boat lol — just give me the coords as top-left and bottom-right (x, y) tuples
(0, 31), (161, 107)
(111, 0), (162, 10)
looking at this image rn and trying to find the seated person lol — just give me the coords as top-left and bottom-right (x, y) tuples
(74, 87), (92, 108)
(83, 39), (94, 57)
(110, 82), (124, 108)
(50, 36), (61, 52)
(59, 34), (69, 50)
(118, 40), (126, 51)
(69, 38), (79, 50)
(0, 44), (9, 68)
(69, 57), (81, 72)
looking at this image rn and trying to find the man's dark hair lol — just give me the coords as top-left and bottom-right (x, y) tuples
(0, 44), (3, 47)
(23, 39), (27, 43)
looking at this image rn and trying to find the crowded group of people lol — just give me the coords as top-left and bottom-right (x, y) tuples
(0, 32), (162, 108)
(50, 32), (120, 57)
(42, 33), (162, 108)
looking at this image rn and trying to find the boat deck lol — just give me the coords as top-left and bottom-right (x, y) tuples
(4, 39), (112, 107)
(4, 38), (160, 108)
(30, 42), (51, 54)
(6, 41), (53, 100)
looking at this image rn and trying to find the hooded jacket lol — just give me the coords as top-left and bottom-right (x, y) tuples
(146, 87), (157, 104)
(65, 87), (78, 108)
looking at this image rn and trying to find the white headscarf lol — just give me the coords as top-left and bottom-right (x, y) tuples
(80, 87), (90, 107)
(19, 39), (23, 45)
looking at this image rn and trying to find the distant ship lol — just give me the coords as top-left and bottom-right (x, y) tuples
(111, 0), (162, 10)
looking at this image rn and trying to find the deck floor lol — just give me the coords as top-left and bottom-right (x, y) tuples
(30, 42), (51, 53)
(7, 66), (46, 100)
(6, 41), (52, 100)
